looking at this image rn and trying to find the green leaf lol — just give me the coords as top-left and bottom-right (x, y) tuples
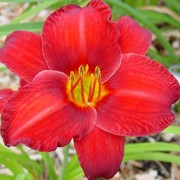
(16, 146), (43, 177)
(11, 1), (59, 24)
(0, 0), (56, 3)
(63, 154), (84, 180)
(15, 173), (34, 180)
(164, 0), (180, 14)
(123, 152), (180, 164)
(40, 152), (58, 180)
(0, 145), (42, 178)
(125, 142), (180, 154)
(0, 175), (14, 180)
(163, 126), (180, 135)
(50, 0), (85, 9)
(79, 0), (90, 7)
(148, 0), (158, 6)
(0, 22), (43, 36)
(0, 158), (24, 174)
(131, 0), (145, 7)
(0, 66), (7, 72)
(139, 10), (180, 29)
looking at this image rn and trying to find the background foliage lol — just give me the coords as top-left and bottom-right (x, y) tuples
(0, 0), (180, 179)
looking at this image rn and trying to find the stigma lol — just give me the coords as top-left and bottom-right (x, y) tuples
(66, 64), (107, 107)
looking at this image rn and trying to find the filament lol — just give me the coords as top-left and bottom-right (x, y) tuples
(68, 65), (103, 107)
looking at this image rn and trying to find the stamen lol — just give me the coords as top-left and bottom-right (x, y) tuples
(97, 76), (101, 99)
(88, 73), (94, 102)
(95, 67), (102, 99)
(72, 77), (81, 90)
(68, 65), (104, 107)
(80, 76), (85, 103)
(79, 65), (84, 76)
(84, 64), (89, 75)
(70, 71), (75, 99)
(78, 65), (86, 103)
(94, 66), (101, 77)
(89, 76), (97, 102)
(70, 71), (75, 81)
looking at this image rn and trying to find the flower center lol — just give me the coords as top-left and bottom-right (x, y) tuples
(66, 64), (108, 107)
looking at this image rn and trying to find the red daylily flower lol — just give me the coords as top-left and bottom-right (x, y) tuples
(0, 89), (14, 113)
(0, 0), (180, 179)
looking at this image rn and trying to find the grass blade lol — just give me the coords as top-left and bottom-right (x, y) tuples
(11, 1), (59, 24)
(0, 158), (24, 174)
(0, 0), (55, 2)
(139, 9), (180, 29)
(0, 22), (43, 36)
(15, 173), (34, 180)
(125, 142), (180, 154)
(0, 175), (14, 180)
(163, 126), (180, 135)
(63, 154), (84, 180)
(123, 152), (180, 164)
(40, 152), (58, 180)
(164, 0), (180, 14)
(0, 145), (43, 178)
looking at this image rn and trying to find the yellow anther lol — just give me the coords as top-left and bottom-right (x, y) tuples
(94, 67), (101, 81)
(79, 65), (84, 76)
(84, 64), (89, 75)
(70, 71), (75, 81)
(94, 66), (101, 77)
(94, 66), (98, 75)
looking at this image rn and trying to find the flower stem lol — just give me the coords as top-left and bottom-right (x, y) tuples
(59, 144), (70, 180)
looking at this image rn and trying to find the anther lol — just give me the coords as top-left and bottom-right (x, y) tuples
(70, 71), (75, 81)
(84, 64), (89, 75)
(70, 71), (75, 100)
(94, 66), (101, 79)
(79, 65), (84, 76)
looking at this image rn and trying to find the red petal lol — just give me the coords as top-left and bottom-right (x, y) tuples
(20, 79), (27, 87)
(0, 31), (48, 82)
(0, 89), (14, 113)
(117, 16), (152, 54)
(89, 0), (112, 20)
(42, 0), (121, 82)
(74, 127), (124, 179)
(97, 54), (180, 136)
(1, 70), (96, 151)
